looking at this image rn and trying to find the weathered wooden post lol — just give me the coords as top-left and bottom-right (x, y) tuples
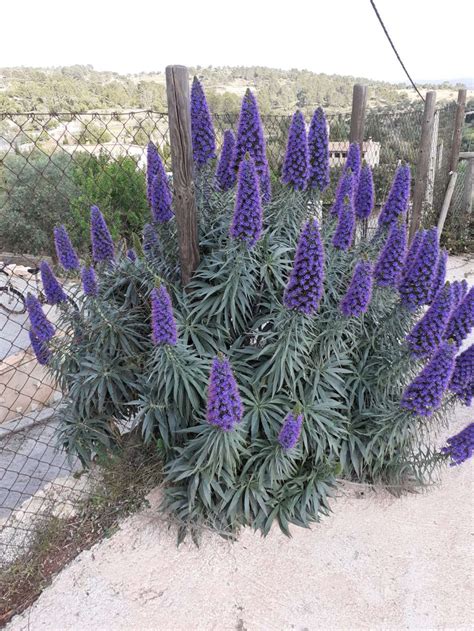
(447, 88), (467, 176)
(349, 84), (368, 150)
(409, 90), (437, 242)
(462, 157), (474, 216)
(165, 65), (200, 285)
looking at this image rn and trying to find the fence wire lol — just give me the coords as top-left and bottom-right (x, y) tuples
(0, 102), (469, 578)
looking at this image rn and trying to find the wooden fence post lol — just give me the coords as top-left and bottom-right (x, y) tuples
(447, 88), (467, 176)
(409, 90), (437, 242)
(165, 65), (199, 285)
(349, 84), (368, 150)
(462, 157), (474, 216)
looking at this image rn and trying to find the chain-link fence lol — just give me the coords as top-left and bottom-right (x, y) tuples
(0, 101), (470, 613)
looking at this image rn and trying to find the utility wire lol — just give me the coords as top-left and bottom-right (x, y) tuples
(369, 0), (425, 102)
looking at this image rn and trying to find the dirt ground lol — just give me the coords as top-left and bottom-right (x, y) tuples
(6, 257), (474, 631)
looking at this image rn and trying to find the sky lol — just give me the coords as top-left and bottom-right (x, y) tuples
(1, 0), (472, 83)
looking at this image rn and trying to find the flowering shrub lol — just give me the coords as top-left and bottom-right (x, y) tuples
(28, 86), (473, 541)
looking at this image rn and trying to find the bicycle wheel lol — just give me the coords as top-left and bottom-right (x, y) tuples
(0, 286), (27, 314)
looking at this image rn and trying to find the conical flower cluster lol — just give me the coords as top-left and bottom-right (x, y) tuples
(449, 344), (474, 405)
(373, 220), (407, 287)
(143, 223), (162, 260)
(406, 284), (453, 358)
(40, 261), (67, 305)
(307, 107), (330, 192)
(26, 293), (55, 342)
(340, 260), (373, 317)
(441, 423), (474, 466)
(229, 155), (263, 249)
(232, 89), (271, 203)
(29, 330), (51, 365)
(428, 249), (448, 304)
(330, 170), (355, 217)
(215, 130), (236, 191)
(399, 228), (439, 310)
(444, 286), (474, 349)
(53, 225), (79, 271)
(378, 165), (411, 229)
(451, 280), (468, 311)
(81, 265), (98, 297)
(283, 218), (325, 315)
(281, 110), (309, 190)
(206, 355), (243, 431)
(332, 194), (355, 250)
(278, 411), (303, 450)
(151, 285), (177, 346)
(343, 143), (361, 181)
(355, 164), (374, 220)
(401, 229), (425, 284)
(146, 142), (160, 204)
(401, 341), (455, 416)
(126, 249), (137, 262)
(90, 206), (114, 263)
(190, 77), (216, 167)
(150, 156), (173, 223)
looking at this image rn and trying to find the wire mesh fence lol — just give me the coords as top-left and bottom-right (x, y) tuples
(0, 100), (470, 580)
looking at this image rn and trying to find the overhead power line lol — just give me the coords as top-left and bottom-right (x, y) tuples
(369, 0), (425, 102)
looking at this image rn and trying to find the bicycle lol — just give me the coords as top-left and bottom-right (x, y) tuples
(0, 261), (29, 315)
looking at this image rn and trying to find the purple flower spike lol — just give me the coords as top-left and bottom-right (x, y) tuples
(284, 218), (325, 315)
(374, 220), (407, 287)
(340, 260), (373, 318)
(406, 284), (453, 358)
(444, 286), (474, 349)
(401, 341), (456, 417)
(428, 249), (448, 304)
(81, 265), (98, 297)
(143, 223), (162, 260)
(53, 225), (79, 271)
(307, 107), (330, 192)
(150, 285), (177, 346)
(378, 165), (411, 229)
(343, 142), (361, 182)
(215, 130), (236, 191)
(146, 142), (160, 205)
(90, 206), (114, 263)
(26, 293), (55, 342)
(281, 110), (309, 191)
(399, 227), (439, 311)
(449, 344), (474, 405)
(126, 248), (137, 262)
(401, 229), (425, 284)
(40, 261), (67, 305)
(441, 423), (474, 466)
(232, 89), (271, 204)
(278, 411), (303, 450)
(332, 194), (356, 251)
(330, 170), (355, 217)
(191, 77), (216, 167)
(451, 280), (468, 311)
(206, 355), (243, 431)
(355, 164), (374, 219)
(150, 159), (173, 223)
(29, 330), (51, 365)
(230, 155), (263, 249)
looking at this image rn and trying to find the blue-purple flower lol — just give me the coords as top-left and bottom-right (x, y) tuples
(40, 261), (67, 305)
(401, 341), (456, 416)
(206, 355), (243, 431)
(340, 260), (373, 317)
(343, 142), (361, 182)
(215, 130), (236, 191)
(53, 225), (79, 271)
(278, 411), (303, 450)
(90, 205), (114, 263)
(283, 218), (325, 315)
(451, 279), (468, 311)
(151, 285), (177, 346)
(307, 107), (330, 192)
(428, 249), (448, 304)
(230, 155), (263, 249)
(143, 223), (162, 260)
(150, 158), (173, 223)
(401, 229), (425, 284)
(444, 286), (474, 349)
(126, 248), (137, 262)
(374, 220), (407, 287)
(399, 227), (439, 310)
(81, 265), (98, 297)
(332, 194), (355, 251)
(281, 110), (309, 190)
(26, 293), (55, 342)
(146, 142), (160, 205)
(191, 77), (216, 167)
(378, 165), (411, 229)
(232, 89), (271, 204)
(441, 423), (474, 466)
(355, 164), (374, 219)
(29, 330), (51, 365)
(406, 284), (453, 358)
(330, 170), (355, 217)
(449, 344), (474, 405)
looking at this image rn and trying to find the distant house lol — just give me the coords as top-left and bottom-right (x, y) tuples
(328, 139), (380, 168)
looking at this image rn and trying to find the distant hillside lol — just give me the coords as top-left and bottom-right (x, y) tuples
(0, 65), (469, 115)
